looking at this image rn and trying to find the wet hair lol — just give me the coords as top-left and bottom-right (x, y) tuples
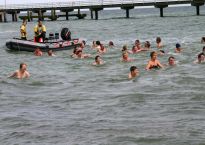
(156, 37), (161, 43)
(168, 56), (175, 61)
(96, 41), (101, 46)
(130, 66), (137, 72)
(82, 40), (86, 45)
(198, 52), (205, 59)
(76, 50), (82, 55)
(202, 37), (205, 42)
(203, 46), (205, 51)
(145, 41), (151, 48)
(150, 51), (157, 58)
(122, 45), (128, 52)
(109, 41), (114, 46)
(20, 63), (26, 69)
(135, 40), (140, 45)
(176, 43), (181, 48)
(95, 55), (100, 61)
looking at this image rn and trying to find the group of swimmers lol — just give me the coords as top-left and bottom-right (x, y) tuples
(9, 37), (205, 79)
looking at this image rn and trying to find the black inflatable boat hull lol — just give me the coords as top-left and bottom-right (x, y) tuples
(6, 38), (81, 52)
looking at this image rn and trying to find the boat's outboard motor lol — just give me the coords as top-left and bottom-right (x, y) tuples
(61, 28), (71, 41)
(49, 33), (54, 40)
(55, 33), (59, 40)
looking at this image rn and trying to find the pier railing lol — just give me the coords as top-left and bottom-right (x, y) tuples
(0, 0), (192, 10)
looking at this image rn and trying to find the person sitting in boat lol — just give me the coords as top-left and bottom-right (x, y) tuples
(146, 51), (164, 70)
(128, 66), (139, 79)
(9, 63), (30, 79)
(34, 48), (43, 56)
(93, 55), (104, 65)
(20, 19), (27, 40)
(48, 50), (55, 56)
(34, 20), (46, 42)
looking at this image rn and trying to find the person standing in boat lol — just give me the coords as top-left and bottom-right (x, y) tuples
(20, 19), (27, 40)
(34, 20), (46, 42)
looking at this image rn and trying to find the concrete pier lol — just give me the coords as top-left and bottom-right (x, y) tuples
(0, 0), (204, 22)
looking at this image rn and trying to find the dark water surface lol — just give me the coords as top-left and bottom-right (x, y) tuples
(0, 6), (205, 145)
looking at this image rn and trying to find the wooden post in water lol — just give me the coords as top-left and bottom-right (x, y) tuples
(191, 0), (204, 16)
(61, 9), (74, 20)
(121, 5), (134, 18)
(155, 3), (168, 17)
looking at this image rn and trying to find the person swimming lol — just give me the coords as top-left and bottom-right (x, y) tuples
(93, 55), (104, 65)
(121, 51), (134, 62)
(9, 63), (30, 79)
(47, 49), (55, 56)
(122, 45), (132, 54)
(175, 43), (182, 53)
(202, 46), (205, 54)
(194, 52), (205, 64)
(128, 66), (139, 79)
(146, 51), (164, 70)
(156, 37), (163, 49)
(108, 41), (114, 47)
(168, 56), (176, 66)
(34, 48), (43, 56)
(141, 41), (151, 51)
(201, 37), (205, 43)
(158, 50), (165, 56)
(75, 50), (91, 59)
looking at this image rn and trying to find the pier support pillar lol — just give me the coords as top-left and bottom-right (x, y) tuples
(14, 11), (18, 21)
(0, 13), (2, 22)
(90, 10), (93, 19)
(66, 12), (69, 20)
(95, 10), (98, 20)
(51, 9), (57, 21)
(12, 13), (15, 21)
(121, 5), (134, 18)
(61, 9), (74, 20)
(155, 3), (168, 17)
(3, 12), (7, 22)
(191, 0), (204, 16)
(27, 11), (31, 22)
(90, 7), (103, 20)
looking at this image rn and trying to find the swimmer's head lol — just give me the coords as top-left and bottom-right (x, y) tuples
(95, 55), (101, 61)
(156, 37), (161, 43)
(20, 63), (27, 71)
(198, 52), (205, 62)
(168, 56), (175, 66)
(122, 45), (128, 51)
(202, 46), (205, 52)
(150, 51), (157, 59)
(130, 66), (138, 72)
(109, 41), (114, 46)
(176, 43), (181, 48)
(145, 41), (151, 48)
(96, 41), (101, 46)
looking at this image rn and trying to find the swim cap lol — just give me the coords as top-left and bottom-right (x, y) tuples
(176, 43), (181, 48)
